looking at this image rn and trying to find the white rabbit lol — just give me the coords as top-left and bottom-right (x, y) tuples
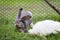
(28, 20), (60, 36)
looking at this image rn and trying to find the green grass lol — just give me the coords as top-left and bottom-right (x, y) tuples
(0, 24), (60, 40)
(0, 0), (60, 40)
(0, 24), (46, 40)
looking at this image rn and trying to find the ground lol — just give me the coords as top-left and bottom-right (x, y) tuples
(0, 24), (60, 40)
(0, 0), (60, 40)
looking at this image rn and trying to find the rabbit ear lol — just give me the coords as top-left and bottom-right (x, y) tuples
(18, 8), (23, 18)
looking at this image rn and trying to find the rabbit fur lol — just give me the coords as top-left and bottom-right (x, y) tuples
(28, 20), (60, 36)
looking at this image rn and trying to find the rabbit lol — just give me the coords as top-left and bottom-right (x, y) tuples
(14, 8), (32, 32)
(28, 20), (60, 36)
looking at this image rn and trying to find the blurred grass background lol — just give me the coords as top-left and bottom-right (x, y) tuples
(0, 0), (60, 24)
(0, 0), (60, 40)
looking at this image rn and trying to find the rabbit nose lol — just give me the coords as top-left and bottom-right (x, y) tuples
(24, 29), (28, 33)
(24, 31), (27, 33)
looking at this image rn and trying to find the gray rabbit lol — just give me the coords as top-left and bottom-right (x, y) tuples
(14, 8), (32, 32)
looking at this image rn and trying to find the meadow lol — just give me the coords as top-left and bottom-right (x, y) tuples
(0, 0), (60, 40)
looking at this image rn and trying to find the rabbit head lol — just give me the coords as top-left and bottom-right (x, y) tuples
(15, 18), (27, 32)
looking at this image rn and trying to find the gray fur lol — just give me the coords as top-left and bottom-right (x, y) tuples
(14, 8), (32, 32)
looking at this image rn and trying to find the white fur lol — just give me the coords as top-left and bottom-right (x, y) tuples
(28, 20), (60, 36)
